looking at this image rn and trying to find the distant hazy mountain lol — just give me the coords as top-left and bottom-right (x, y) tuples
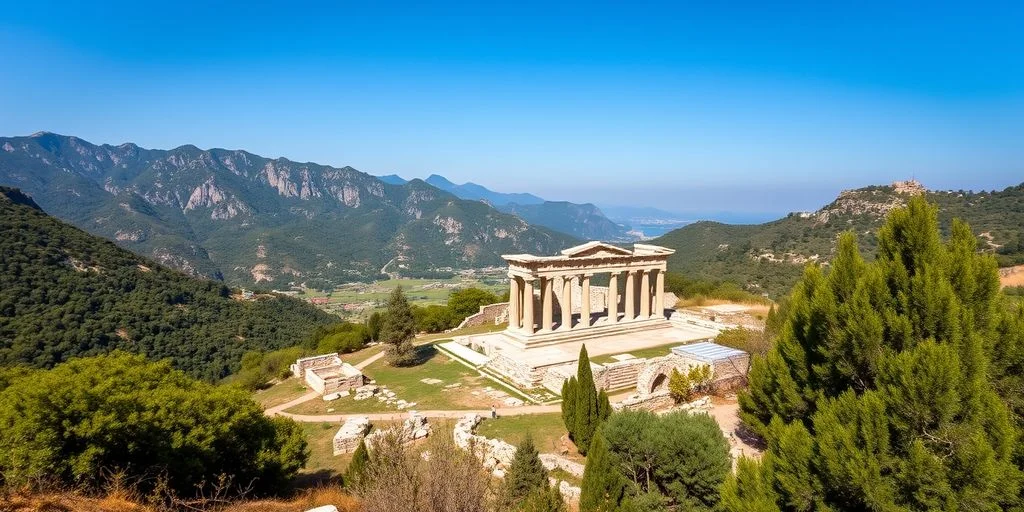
(378, 174), (408, 185)
(0, 133), (576, 286)
(500, 201), (634, 242)
(425, 174), (545, 206)
(423, 174), (635, 241)
(653, 180), (1024, 297)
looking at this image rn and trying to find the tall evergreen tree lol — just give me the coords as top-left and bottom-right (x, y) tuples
(344, 438), (371, 490)
(726, 197), (1023, 510)
(573, 345), (601, 455)
(580, 434), (627, 512)
(499, 434), (551, 510)
(379, 286), (417, 366)
(560, 376), (578, 441)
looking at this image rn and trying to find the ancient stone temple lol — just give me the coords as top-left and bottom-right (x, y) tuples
(503, 242), (674, 347)
(453, 242), (723, 389)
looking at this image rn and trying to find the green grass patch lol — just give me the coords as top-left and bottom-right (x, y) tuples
(361, 345), (495, 409)
(475, 413), (574, 460)
(590, 341), (682, 364)
(253, 378), (309, 409)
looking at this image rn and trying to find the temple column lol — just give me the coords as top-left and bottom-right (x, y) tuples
(624, 270), (636, 321)
(522, 278), (535, 334)
(655, 269), (665, 317)
(541, 276), (554, 331)
(607, 272), (619, 324)
(508, 276), (520, 329)
(580, 274), (591, 328)
(559, 275), (572, 331)
(640, 270), (651, 318)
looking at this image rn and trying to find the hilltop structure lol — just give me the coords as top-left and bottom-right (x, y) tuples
(291, 353), (364, 396)
(453, 242), (729, 391)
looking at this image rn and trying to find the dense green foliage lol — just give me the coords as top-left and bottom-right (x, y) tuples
(654, 183), (1024, 297)
(560, 345), (611, 455)
(579, 434), (628, 512)
(0, 352), (308, 495)
(500, 435), (562, 511)
(345, 439), (371, 490)
(601, 411), (730, 510)
(0, 187), (338, 380)
(411, 287), (503, 333)
(381, 286), (417, 366)
(663, 272), (770, 303)
(0, 134), (576, 285)
(728, 197), (1024, 510)
(667, 365), (712, 403)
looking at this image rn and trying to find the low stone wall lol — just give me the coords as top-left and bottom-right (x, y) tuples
(594, 358), (647, 391)
(332, 417), (370, 455)
(456, 302), (509, 330)
(539, 453), (584, 478)
(613, 390), (676, 412)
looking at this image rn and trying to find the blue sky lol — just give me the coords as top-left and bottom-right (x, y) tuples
(1, 1), (1022, 216)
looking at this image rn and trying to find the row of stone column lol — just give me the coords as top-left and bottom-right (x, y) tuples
(508, 269), (666, 334)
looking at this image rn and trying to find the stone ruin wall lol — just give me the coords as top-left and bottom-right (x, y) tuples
(456, 302), (510, 330)
(290, 353), (341, 379)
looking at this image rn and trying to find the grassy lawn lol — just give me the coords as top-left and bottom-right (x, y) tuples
(285, 344), (500, 415)
(284, 392), (394, 415)
(343, 343), (385, 366)
(298, 422), (351, 482)
(475, 413), (577, 461)
(416, 322), (506, 344)
(362, 345), (497, 409)
(590, 341), (683, 364)
(254, 378), (309, 409)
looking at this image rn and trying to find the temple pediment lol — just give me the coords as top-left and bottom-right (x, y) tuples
(560, 241), (634, 258)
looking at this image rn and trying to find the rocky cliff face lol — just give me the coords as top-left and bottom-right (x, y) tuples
(0, 132), (576, 285)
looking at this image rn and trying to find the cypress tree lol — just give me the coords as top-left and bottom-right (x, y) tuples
(579, 434), (626, 512)
(561, 376), (578, 442)
(379, 286), (417, 366)
(726, 197), (1024, 510)
(574, 345), (600, 455)
(500, 434), (550, 510)
(344, 438), (371, 490)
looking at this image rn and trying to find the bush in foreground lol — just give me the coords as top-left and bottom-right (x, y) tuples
(0, 352), (308, 496)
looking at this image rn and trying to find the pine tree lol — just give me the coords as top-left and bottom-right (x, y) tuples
(726, 197), (1024, 510)
(500, 434), (550, 510)
(379, 286), (417, 366)
(344, 438), (371, 490)
(521, 485), (568, 512)
(579, 434), (626, 512)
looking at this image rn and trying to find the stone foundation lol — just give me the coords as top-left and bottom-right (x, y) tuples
(332, 417), (371, 455)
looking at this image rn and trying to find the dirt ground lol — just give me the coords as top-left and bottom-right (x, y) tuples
(1001, 265), (1024, 287)
(707, 396), (763, 461)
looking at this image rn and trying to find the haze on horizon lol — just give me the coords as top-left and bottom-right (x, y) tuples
(1, 2), (1021, 216)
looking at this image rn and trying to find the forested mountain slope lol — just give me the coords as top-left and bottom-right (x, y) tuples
(0, 187), (338, 379)
(655, 180), (1024, 296)
(0, 133), (575, 286)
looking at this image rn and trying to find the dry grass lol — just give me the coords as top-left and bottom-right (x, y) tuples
(0, 487), (360, 512)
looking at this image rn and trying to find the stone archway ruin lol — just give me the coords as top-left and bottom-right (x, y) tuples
(635, 355), (687, 396)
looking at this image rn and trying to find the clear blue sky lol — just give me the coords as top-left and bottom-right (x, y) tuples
(1, 1), (1022, 215)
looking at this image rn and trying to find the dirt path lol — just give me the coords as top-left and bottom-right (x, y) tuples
(273, 404), (562, 423)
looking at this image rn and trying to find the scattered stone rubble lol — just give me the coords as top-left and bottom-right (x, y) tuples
(352, 383), (417, 409)
(452, 413), (582, 501)
(332, 416), (370, 455)
(366, 411), (432, 446)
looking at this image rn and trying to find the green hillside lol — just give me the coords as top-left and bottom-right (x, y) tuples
(0, 187), (338, 380)
(655, 181), (1024, 297)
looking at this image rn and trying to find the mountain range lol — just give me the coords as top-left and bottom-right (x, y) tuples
(387, 173), (637, 241)
(652, 180), (1024, 297)
(0, 133), (576, 287)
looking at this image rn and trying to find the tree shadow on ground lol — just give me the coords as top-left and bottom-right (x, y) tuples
(390, 343), (440, 368)
(291, 469), (342, 490)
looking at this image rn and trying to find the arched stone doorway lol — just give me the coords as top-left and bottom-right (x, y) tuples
(635, 355), (684, 396)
